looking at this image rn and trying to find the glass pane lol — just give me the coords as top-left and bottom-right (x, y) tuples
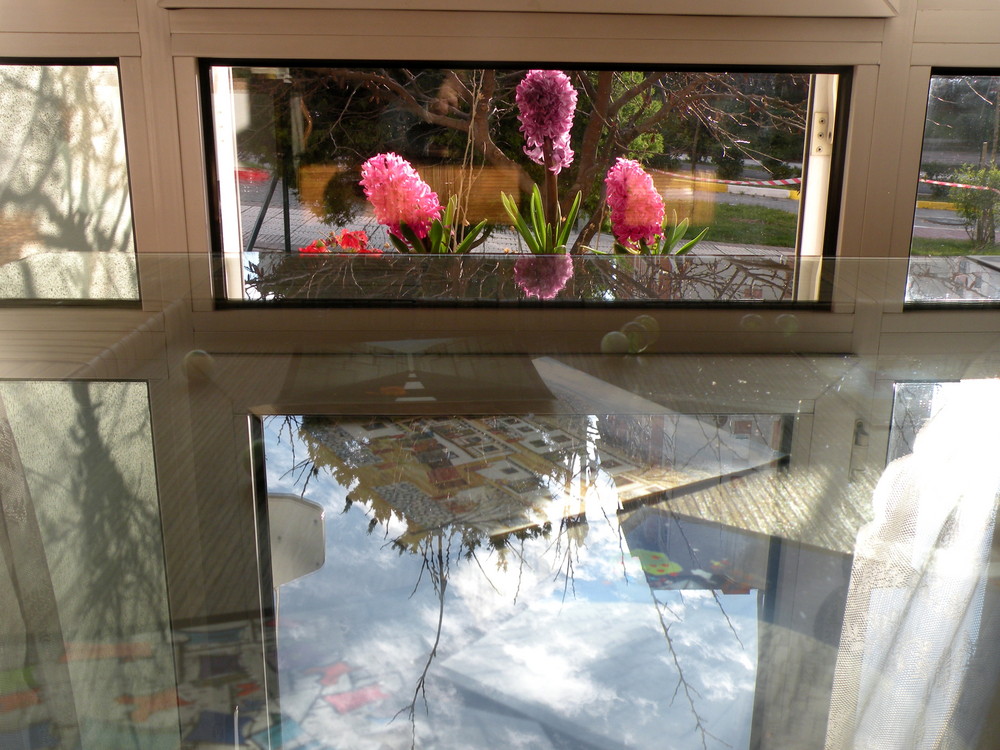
(0, 65), (138, 301)
(208, 66), (827, 304)
(908, 74), (1000, 303)
(0, 381), (175, 749)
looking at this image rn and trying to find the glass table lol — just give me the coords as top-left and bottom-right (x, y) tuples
(1, 256), (998, 750)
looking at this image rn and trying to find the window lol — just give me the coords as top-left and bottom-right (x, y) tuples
(205, 64), (846, 306)
(0, 63), (138, 302)
(908, 72), (1000, 305)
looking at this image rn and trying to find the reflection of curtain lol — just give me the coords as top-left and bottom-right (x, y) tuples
(0, 393), (79, 745)
(826, 381), (1000, 750)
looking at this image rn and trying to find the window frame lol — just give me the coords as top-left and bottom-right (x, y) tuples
(200, 58), (852, 310)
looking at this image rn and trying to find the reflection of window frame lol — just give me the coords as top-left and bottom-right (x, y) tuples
(202, 61), (851, 307)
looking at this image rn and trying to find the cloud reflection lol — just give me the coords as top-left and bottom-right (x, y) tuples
(264, 414), (760, 749)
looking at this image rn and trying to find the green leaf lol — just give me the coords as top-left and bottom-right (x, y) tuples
(399, 222), (428, 254)
(388, 234), (411, 254)
(501, 192), (541, 254)
(428, 220), (445, 253)
(674, 226), (708, 255)
(443, 195), (457, 227)
(501, 191), (519, 222)
(554, 191), (582, 250)
(454, 220), (489, 254)
(529, 185), (546, 248)
(670, 217), (689, 246)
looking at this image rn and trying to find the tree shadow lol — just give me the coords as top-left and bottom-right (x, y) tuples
(0, 65), (135, 299)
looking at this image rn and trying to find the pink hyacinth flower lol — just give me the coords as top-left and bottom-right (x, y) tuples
(514, 254), (574, 300)
(515, 70), (578, 174)
(360, 153), (442, 239)
(605, 158), (665, 250)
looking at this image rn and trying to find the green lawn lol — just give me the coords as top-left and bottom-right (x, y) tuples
(655, 202), (1000, 255)
(685, 201), (798, 248)
(910, 236), (1000, 256)
(689, 204), (1000, 255)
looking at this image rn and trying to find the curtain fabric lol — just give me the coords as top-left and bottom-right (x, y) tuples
(826, 381), (1000, 750)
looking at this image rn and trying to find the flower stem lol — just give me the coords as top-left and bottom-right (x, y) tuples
(542, 137), (559, 230)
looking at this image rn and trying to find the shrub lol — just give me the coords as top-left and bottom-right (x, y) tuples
(949, 164), (1000, 248)
(713, 152), (744, 181)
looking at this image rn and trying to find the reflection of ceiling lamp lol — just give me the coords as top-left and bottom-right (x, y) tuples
(268, 493), (325, 588)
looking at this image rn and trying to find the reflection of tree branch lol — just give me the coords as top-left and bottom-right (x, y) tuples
(551, 507), (594, 602)
(665, 507), (748, 651)
(395, 535), (449, 750)
(604, 505), (631, 584)
(327, 69), (471, 132)
(466, 547), (503, 596)
(650, 590), (730, 750)
(708, 588), (745, 650)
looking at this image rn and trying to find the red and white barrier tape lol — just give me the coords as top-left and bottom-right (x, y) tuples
(920, 178), (1000, 195)
(655, 170), (802, 187)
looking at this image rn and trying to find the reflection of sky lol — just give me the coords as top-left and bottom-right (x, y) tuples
(263, 416), (758, 749)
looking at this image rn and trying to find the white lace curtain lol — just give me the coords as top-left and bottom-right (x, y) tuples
(826, 380), (1000, 750)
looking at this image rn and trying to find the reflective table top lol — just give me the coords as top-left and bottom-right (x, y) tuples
(1, 256), (998, 750)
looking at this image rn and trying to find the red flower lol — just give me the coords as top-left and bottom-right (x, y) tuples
(337, 229), (377, 254)
(298, 240), (330, 254)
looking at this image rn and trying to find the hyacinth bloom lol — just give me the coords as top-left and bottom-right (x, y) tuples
(515, 70), (577, 174)
(514, 254), (574, 300)
(605, 158), (666, 250)
(360, 153), (442, 239)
